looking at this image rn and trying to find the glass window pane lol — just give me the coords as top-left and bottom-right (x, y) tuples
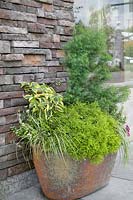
(74, 0), (133, 83)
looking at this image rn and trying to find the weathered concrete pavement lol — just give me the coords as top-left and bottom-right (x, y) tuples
(8, 143), (133, 200)
(124, 88), (133, 141)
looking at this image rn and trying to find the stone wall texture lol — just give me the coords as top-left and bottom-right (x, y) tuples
(0, 0), (74, 182)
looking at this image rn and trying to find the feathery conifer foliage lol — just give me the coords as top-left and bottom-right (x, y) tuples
(64, 24), (129, 121)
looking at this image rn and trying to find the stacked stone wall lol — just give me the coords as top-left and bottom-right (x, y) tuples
(0, 0), (74, 183)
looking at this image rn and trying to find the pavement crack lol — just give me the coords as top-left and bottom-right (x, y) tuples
(111, 175), (133, 181)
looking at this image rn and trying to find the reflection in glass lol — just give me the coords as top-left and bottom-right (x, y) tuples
(74, 0), (133, 83)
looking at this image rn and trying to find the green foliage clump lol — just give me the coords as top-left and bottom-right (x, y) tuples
(51, 102), (121, 163)
(13, 90), (122, 164)
(125, 46), (133, 57)
(12, 82), (129, 164)
(64, 24), (129, 121)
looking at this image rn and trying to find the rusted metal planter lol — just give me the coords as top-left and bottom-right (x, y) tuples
(33, 152), (117, 200)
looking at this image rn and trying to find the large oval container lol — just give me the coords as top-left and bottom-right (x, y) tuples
(33, 152), (116, 200)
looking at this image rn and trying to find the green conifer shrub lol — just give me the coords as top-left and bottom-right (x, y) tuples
(64, 24), (129, 121)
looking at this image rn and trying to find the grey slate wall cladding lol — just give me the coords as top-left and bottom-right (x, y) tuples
(0, 0), (74, 181)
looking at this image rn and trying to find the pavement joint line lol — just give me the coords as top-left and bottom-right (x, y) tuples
(111, 175), (133, 181)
